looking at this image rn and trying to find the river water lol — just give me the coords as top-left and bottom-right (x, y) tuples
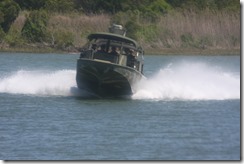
(0, 52), (240, 160)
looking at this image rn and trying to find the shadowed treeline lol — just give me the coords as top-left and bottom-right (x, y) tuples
(0, 0), (240, 54)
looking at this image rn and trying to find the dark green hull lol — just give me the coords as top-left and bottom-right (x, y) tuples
(76, 59), (143, 97)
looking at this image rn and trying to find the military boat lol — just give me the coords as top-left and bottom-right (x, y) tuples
(76, 24), (145, 97)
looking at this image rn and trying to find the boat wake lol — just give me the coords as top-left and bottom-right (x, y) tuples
(133, 62), (240, 100)
(0, 70), (78, 96)
(0, 61), (240, 100)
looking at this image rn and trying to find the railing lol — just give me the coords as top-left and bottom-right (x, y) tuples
(79, 50), (93, 59)
(80, 50), (119, 64)
(79, 50), (141, 72)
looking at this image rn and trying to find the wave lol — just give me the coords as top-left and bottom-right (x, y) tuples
(0, 61), (240, 100)
(132, 62), (240, 100)
(0, 69), (77, 96)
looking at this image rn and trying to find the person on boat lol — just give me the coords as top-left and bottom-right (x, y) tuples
(91, 44), (97, 51)
(126, 49), (136, 68)
(109, 46), (119, 63)
(109, 46), (119, 55)
(97, 44), (106, 53)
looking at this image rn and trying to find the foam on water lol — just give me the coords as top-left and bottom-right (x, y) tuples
(0, 69), (77, 96)
(132, 62), (240, 100)
(0, 61), (240, 100)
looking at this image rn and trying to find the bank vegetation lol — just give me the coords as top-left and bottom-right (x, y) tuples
(0, 0), (240, 55)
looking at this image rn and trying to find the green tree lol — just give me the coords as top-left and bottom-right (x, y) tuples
(75, 0), (123, 14)
(147, 0), (171, 14)
(21, 10), (49, 42)
(142, 0), (171, 21)
(75, 0), (171, 14)
(166, 0), (239, 11)
(214, 0), (239, 11)
(50, 30), (74, 50)
(14, 0), (76, 12)
(13, 0), (46, 10)
(44, 0), (74, 13)
(125, 20), (141, 40)
(0, 0), (20, 33)
(0, 27), (5, 42)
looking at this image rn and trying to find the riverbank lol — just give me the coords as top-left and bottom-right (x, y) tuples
(0, 46), (239, 56)
(145, 48), (240, 55)
(0, 9), (240, 55)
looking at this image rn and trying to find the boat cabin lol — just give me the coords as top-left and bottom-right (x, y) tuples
(79, 32), (144, 74)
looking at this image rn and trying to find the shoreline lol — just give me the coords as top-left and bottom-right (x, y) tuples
(0, 47), (240, 56)
(0, 10), (240, 56)
(145, 48), (240, 55)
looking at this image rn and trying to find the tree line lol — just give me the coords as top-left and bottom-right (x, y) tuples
(12, 0), (240, 13)
(1, 0), (239, 31)
(0, 0), (240, 52)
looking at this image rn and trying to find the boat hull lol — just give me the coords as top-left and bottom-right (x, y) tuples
(76, 59), (143, 97)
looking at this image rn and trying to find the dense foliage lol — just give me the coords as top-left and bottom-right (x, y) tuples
(0, 0), (240, 53)
(12, 0), (240, 13)
(166, 0), (239, 11)
(21, 10), (49, 42)
(0, 0), (20, 33)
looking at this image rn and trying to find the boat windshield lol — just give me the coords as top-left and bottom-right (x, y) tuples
(88, 33), (139, 47)
(86, 33), (143, 54)
(79, 32), (144, 73)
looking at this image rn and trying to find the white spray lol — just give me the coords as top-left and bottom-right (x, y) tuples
(132, 62), (240, 100)
(0, 70), (76, 96)
(0, 61), (240, 100)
